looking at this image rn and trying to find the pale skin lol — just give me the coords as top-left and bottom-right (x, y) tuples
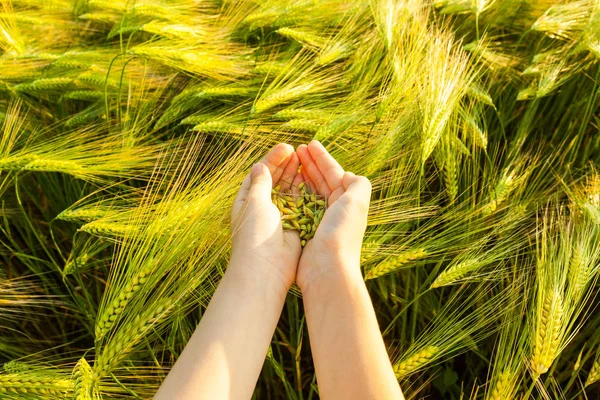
(155, 141), (404, 400)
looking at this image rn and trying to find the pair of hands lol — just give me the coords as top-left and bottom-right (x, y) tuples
(230, 141), (372, 296)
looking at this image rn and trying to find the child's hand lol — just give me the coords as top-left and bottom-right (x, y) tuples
(295, 141), (371, 293)
(230, 144), (303, 297)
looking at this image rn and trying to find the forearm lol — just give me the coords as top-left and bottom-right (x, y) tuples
(302, 262), (404, 400)
(155, 261), (288, 400)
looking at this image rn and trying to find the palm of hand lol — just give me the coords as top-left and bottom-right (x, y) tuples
(295, 141), (371, 292)
(231, 144), (304, 292)
(231, 141), (370, 294)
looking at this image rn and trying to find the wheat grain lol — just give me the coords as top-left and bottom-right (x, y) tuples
(57, 207), (111, 223)
(130, 4), (172, 18)
(360, 242), (382, 264)
(431, 258), (479, 288)
(532, 289), (563, 375)
(73, 358), (94, 400)
(141, 21), (202, 39)
(3, 361), (33, 373)
(198, 86), (252, 98)
(283, 118), (324, 133)
(64, 253), (89, 276)
(272, 184), (326, 247)
(394, 345), (438, 378)
(318, 42), (351, 65)
(0, 372), (72, 396)
(78, 221), (136, 237)
(65, 106), (106, 128)
(78, 13), (119, 24)
(95, 262), (153, 341)
(252, 61), (287, 76)
(75, 71), (119, 88)
(253, 83), (315, 114)
(88, 0), (127, 12)
(586, 357), (600, 386)
(581, 201), (600, 224)
(568, 243), (590, 300)
(51, 57), (93, 70)
(64, 90), (105, 101)
(487, 370), (511, 400)
(23, 158), (86, 176)
(444, 153), (458, 203)
(365, 248), (428, 280)
(93, 298), (172, 380)
(273, 108), (331, 121)
(482, 170), (518, 215)
(0, 155), (36, 170)
(276, 27), (325, 48)
(14, 77), (73, 92)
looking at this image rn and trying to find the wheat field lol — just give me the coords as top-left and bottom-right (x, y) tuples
(0, 0), (600, 399)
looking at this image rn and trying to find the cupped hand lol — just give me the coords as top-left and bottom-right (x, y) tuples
(295, 140), (372, 292)
(230, 143), (304, 296)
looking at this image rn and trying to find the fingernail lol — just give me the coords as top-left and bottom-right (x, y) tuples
(251, 163), (262, 176)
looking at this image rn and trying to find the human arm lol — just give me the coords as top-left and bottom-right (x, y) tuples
(155, 144), (302, 400)
(296, 141), (404, 400)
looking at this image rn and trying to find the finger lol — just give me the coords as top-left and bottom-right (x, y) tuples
(307, 140), (344, 191)
(231, 171), (252, 219)
(300, 167), (316, 193)
(342, 171), (357, 190)
(328, 186), (345, 206)
(297, 144), (331, 197)
(329, 170), (358, 205)
(279, 152), (299, 190)
(291, 171), (304, 196)
(261, 143), (294, 185)
(342, 172), (372, 211)
(248, 163), (273, 202)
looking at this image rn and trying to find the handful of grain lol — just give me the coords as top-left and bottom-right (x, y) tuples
(272, 182), (326, 247)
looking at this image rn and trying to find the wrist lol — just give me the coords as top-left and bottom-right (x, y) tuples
(226, 255), (293, 302)
(299, 256), (365, 300)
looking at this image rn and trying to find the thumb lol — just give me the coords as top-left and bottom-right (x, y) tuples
(248, 162), (273, 201)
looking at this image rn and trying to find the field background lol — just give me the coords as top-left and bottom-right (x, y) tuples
(1, 0), (600, 399)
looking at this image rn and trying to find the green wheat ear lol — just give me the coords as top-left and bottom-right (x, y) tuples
(3, 0), (600, 397)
